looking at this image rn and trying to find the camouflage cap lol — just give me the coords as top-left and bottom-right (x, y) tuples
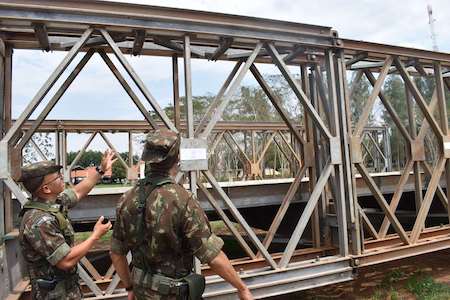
(141, 128), (180, 164)
(18, 161), (62, 193)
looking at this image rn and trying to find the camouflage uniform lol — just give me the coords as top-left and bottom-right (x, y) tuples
(18, 161), (82, 300)
(111, 129), (223, 300)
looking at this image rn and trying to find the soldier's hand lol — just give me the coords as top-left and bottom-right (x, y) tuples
(93, 216), (112, 239)
(100, 149), (117, 173)
(127, 291), (135, 300)
(238, 287), (254, 300)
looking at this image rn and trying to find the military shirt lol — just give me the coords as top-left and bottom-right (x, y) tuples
(111, 178), (223, 279)
(19, 188), (81, 300)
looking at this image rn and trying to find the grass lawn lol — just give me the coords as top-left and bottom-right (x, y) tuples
(370, 269), (450, 300)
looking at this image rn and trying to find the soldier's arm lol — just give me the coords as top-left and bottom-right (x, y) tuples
(56, 216), (111, 271)
(73, 150), (116, 200)
(181, 193), (223, 263)
(208, 251), (253, 300)
(110, 253), (132, 288)
(181, 194), (253, 299)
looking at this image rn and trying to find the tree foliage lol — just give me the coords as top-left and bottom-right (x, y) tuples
(23, 133), (54, 164)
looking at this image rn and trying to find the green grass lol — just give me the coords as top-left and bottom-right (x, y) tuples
(406, 272), (450, 300)
(380, 269), (405, 289)
(368, 269), (450, 300)
(75, 230), (112, 243)
(370, 270), (405, 300)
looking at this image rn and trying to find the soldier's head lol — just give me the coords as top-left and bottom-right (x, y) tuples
(18, 161), (64, 197)
(141, 128), (180, 174)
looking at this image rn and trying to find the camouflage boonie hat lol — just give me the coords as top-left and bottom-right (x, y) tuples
(141, 129), (180, 163)
(18, 161), (62, 193)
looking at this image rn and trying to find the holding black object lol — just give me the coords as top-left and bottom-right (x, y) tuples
(101, 217), (110, 224)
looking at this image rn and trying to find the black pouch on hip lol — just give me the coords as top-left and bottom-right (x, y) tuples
(183, 273), (205, 300)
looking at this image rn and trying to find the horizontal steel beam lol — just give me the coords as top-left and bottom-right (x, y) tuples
(341, 38), (450, 65)
(0, 1), (335, 46)
(17, 119), (389, 133)
(356, 226), (450, 267)
(50, 171), (445, 223)
(204, 258), (352, 299)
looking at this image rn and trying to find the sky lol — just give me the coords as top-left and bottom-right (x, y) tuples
(13, 0), (450, 155)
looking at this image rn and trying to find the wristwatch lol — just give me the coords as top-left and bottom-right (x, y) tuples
(95, 165), (105, 176)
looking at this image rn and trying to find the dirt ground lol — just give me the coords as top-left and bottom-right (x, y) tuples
(269, 249), (450, 300)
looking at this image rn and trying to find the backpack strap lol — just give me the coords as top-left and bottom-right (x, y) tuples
(135, 177), (173, 245)
(133, 177), (172, 271)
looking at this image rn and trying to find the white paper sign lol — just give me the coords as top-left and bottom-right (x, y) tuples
(139, 163), (145, 179)
(180, 148), (207, 161)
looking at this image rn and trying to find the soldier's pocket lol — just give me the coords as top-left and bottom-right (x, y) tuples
(46, 281), (66, 300)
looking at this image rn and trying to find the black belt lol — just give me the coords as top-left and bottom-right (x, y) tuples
(132, 266), (188, 296)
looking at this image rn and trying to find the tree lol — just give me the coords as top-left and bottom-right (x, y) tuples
(67, 150), (102, 168)
(350, 75), (371, 124)
(151, 94), (214, 123)
(382, 75), (409, 169)
(224, 86), (280, 121)
(111, 160), (127, 182)
(23, 133), (54, 164)
(265, 73), (303, 120)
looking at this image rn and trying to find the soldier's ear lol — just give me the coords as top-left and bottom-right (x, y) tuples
(41, 184), (52, 194)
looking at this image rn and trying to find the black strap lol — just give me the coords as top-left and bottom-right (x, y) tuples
(134, 177), (172, 271)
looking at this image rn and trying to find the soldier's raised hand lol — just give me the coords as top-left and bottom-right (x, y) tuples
(100, 149), (117, 173)
(93, 216), (112, 239)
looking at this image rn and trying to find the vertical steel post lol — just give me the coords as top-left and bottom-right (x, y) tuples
(406, 86), (423, 213)
(0, 39), (5, 238)
(184, 35), (196, 193)
(307, 70), (322, 248)
(128, 131), (134, 182)
(325, 50), (349, 256)
(62, 130), (68, 183)
(3, 45), (12, 234)
(172, 54), (181, 130)
(434, 62), (450, 225)
(337, 50), (361, 255)
(55, 130), (60, 165)
(183, 35), (200, 272)
(384, 126), (392, 171)
(128, 131), (133, 167)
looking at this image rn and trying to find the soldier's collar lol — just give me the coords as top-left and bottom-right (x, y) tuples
(32, 198), (61, 210)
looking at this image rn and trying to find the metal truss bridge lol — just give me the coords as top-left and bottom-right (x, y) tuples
(1, 1), (450, 299)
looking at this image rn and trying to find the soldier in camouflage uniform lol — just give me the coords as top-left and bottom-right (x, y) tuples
(19, 150), (116, 299)
(111, 129), (253, 300)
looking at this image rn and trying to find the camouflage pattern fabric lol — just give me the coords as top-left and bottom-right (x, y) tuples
(19, 161), (63, 181)
(111, 174), (223, 299)
(141, 129), (180, 164)
(19, 188), (82, 300)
